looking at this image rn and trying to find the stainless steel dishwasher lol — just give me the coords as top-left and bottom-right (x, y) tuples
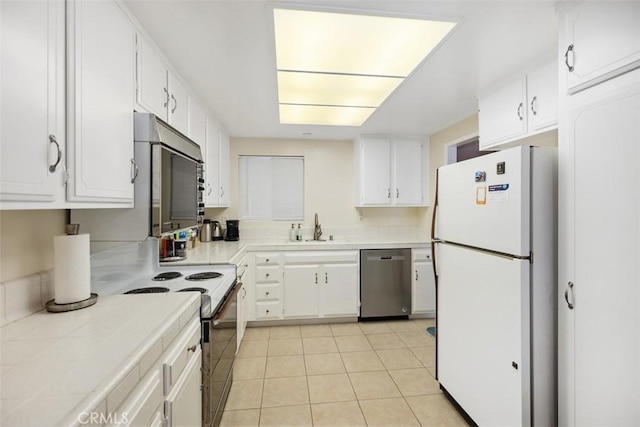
(360, 248), (411, 319)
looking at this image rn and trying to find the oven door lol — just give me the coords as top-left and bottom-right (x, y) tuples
(202, 281), (240, 427)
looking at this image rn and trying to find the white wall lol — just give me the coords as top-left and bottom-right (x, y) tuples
(205, 137), (429, 240)
(0, 210), (66, 282)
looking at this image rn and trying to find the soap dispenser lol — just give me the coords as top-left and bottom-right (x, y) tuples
(290, 223), (296, 241)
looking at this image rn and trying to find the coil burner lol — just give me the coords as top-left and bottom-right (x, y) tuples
(177, 287), (208, 294)
(125, 287), (170, 294)
(151, 272), (183, 281)
(185, 272), (223, 281)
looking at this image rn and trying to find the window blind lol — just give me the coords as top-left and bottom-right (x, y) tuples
(239, 156), (304, 220)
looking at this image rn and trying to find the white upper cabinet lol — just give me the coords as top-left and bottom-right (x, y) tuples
(203, 119), (220, 207)
(0, 0), (65, 204)
(66, 0), (136, 203)
(218, 129), (231, 207)
(203, 120), (230, 208)
(478, 78), (528, 147)
(187, 96), (206, 149)
(478, 59), (558, 150)
(355, 137), (427, 207)
(136, 34), (188, 135)
(527, 60), (558, 132)
(137, 35), (168, 119)
(562, 2), (640, 95)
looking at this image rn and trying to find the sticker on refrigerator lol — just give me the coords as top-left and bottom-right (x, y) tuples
(476, 186), (487, 205)
(474, 171), (486, 182)
(487, 184), (510, 202)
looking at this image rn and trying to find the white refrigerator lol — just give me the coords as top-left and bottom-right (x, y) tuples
(433, 145), (557, 426)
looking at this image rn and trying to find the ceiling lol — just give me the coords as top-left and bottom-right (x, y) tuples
(123, 0), (559, 140)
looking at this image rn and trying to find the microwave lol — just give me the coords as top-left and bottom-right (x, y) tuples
(140, 114), (205, 236)
(70, 113), (204, 244)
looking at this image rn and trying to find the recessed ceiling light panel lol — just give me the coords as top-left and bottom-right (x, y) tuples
(274, 8), (457, 77)
(277, 71), (403, 107)
(273, 7), (457, 127)
(279, 104), (375, 126)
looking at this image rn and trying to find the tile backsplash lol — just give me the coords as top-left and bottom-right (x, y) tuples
(0, 271), (53, 326)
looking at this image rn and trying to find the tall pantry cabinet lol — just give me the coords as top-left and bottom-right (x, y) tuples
(558, 3), (640, 426)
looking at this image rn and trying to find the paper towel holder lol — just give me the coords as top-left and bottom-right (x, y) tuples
(46, 224), (98, 313)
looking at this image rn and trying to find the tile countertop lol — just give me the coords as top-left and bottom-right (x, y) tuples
(164, 237), (432, 266)
(0, 293), (200, 427)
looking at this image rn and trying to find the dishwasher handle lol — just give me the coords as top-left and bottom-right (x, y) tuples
(368, 255), (406, 261)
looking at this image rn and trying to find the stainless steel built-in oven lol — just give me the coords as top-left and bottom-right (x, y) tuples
(202, 280), (240, 427)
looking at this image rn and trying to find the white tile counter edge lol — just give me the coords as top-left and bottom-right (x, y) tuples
(0, 293), (200, 427)
(166, 238), (432, 266)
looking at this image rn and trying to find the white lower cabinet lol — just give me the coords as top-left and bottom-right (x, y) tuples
(107, 369), (163, 427)
(283, 251), (359, 319)
(411, 249), (436, 316)
(162, 318), (202, 427)
(236, 255), (249, 351)
(164, 348), (202, 427)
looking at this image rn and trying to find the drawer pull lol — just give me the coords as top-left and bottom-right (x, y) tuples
(265, 273), (270, 278)
(265, 291), (270, 296)
(266, 258), (269, 263)
(187, 344), (197, 353)
(266, 309), (270, 314)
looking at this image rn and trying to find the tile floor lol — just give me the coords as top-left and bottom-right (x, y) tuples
(220, 318), (469, 426)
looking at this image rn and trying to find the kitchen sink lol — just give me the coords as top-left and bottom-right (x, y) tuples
(284, 239), (350, 244)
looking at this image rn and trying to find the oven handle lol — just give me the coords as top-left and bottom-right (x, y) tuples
(212, 280), (241, 325)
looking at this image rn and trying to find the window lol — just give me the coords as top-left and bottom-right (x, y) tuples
(238, 156), (304, 220)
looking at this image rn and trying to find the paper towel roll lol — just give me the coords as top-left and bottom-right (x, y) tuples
(53, 233), (91, 304)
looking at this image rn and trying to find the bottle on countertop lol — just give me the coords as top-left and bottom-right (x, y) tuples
(290, 223), (296, 241)
(296, 223), (302, 241)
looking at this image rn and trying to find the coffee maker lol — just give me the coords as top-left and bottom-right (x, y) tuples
(224, 220), (239, 241)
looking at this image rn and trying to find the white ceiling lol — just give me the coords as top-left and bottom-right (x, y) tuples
(123, 0), (559, 140)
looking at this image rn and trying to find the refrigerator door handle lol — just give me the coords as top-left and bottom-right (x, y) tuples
(431, 168), (440, 280)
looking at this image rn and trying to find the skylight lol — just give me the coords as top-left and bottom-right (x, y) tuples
(273, 8), (457, 126)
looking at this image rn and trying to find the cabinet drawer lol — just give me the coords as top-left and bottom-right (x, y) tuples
(255, 253), (281, 266)
(255, 283), (281, 301)
(412, 248), (432, 262)
(255, 301), (282, 319)
(255, 266), (281, 283)
(162, 318), (201, 396)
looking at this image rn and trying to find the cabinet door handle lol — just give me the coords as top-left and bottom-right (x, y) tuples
(163, 87), (170, 108)
(265, 273), (269, 278)
(396, 188), (399, 199)
(564, 44), (574, 72)
(530, 96), (538, 115)
(266, 258), (269, 263)
(48, 134), (62, 173)
(130, 158), (138, 183)
(387, 188), (391, 199)
(265, 291), (269, 296)
(564, 281), (575, 310)
(220, 187), (224, 197)
(266, 309), (270, 314)
(171, 94), (178, 113)
(517, 102), (524, 121)
(415, 270), (419, 281)
(315, 272), (318, 284)
(325, 272), (328, 284)
(187, 344), (197, 353)
(207, 183), (212, 196)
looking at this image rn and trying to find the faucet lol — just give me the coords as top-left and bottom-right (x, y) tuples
(313, 213), (323, 241)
